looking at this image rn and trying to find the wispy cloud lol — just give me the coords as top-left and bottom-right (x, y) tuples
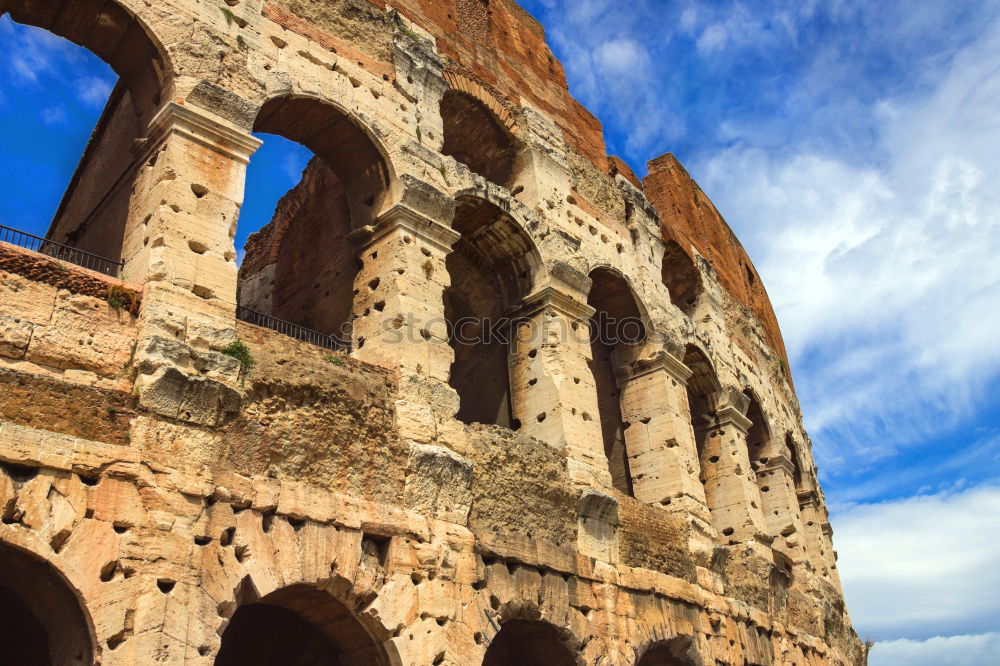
(41, 105), (68, 126)
(75, 76), (113, 109)
(835, 485), (1000, 641)
(870, 632), (1000, 666)
(698, 16), (1000, 472)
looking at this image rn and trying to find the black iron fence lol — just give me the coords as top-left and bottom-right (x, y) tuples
(237, 305), (352, 353)
(0, 224), (123, 278)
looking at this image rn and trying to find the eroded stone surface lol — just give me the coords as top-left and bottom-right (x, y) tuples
(0, 0), (861, 663)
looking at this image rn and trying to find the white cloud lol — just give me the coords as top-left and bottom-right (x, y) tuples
(75, 76), (113, 108)
(869, 632), (1000, 666)
(41, 105), (67, 126)
(696, 16), (1000, 467)
(835, 485), (1000, 641)
(593, 39), (648, 75)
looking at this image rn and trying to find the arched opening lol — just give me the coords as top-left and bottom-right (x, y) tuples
(1, 3), (167, 268)
(237, 96), (392, 348)
(635, 636), (699, 665)
(445, 196), (538, 428)
(786, 432), (805, 489)
(440, 89), (518, 188)
(483, 619), (576, 666)
(683, 345), (720, 496)
(660, 240), (703, 316)
(216, 584), (389, 666)
(587, 268), (647, 496)
(0, 541), (94, 665)
(743, 389), (772, 472)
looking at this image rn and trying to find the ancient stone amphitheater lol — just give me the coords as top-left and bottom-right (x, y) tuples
(0, 1), (864, 664)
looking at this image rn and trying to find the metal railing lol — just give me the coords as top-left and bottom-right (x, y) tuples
(0, 224), (123, 278)
(237, 305), (352, 353)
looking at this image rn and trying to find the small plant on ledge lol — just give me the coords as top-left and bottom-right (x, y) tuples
(223, 340), (256, 383)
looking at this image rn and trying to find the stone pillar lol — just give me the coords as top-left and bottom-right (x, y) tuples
(350, 203), (461, 382)
(508, 287), (611, 489)
(616, 352), (710, 521)
(755, 455), (806, 560)
(798, 490), (832, 576)
(698, 392), (768, 542)
(122, 101), (261, 345)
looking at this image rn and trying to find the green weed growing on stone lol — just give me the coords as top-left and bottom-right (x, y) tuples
(223, 340), (256, 382)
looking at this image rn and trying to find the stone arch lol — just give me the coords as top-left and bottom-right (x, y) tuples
(216, 581), (397, 666)
(440, 85), (520, 188)
(587, 266), (649, 496)
(238, 94), (397, 342)
(2, 0), (172, 122)
(661, 240), (704, 317)
(682, 344), (722, 481)
(786, 432), (805, 489)
(635, 635), (703, 666)
(445, 194), (543, 428)
(0, 536), (97, 665)
(5, 1), (173, 262)
(483, 618), (581, 666)
(743, 388), (773, 469)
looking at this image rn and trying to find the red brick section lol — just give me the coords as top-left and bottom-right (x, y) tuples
(262, 3), (396, 81)
(643, 154), (793, 385)
(0, 244), (141, 313)
(264, 0), (609, 170)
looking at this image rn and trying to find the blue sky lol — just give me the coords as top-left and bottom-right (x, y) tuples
(2, 2), (999, 662)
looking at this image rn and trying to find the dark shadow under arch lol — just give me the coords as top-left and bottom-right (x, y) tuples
(661, 240), (703, 316)
(587, 267), (648, 497)
(0, 540), (94, 665)
(743, 388), (773, 468)
(483, 619), (577, 666)
(636, 636), (701, 666)
(216, 583), (390, 666)
(440, 89), (518, 188)
(238, 95), (395, 342)
(445, 196), (540, 428)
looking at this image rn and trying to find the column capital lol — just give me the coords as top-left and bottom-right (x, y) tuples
(797, 488), (819, 508)
(616, 350), (693, 386)
(366, 203), (461, 254)
(514, 286), (595, 321)
(715, 405), (753, 434)
(757, 454), (795, 477)
(146, 101), (262, 164)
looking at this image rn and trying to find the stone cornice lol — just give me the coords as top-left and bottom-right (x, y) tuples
(617, 351), (693, 386)
(514, 286), (596, 321)
(146, 101), (262, 164)
(758, 454), (794, 476)
(715, 405), (753, 434)
(367, 204), (461, 254)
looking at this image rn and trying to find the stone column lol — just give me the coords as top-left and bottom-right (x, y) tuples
(616, 352), (710, 521)
(508, 287), (611, 489)
(122, 101), (261, 345)
(755, 455), (806, 560)
(798, 490), (832, 576)
(350, 203), (461, 383)
(698, 392), (768, 542)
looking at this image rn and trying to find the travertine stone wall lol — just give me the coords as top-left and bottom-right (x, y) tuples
(0, 0), (861, 663)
